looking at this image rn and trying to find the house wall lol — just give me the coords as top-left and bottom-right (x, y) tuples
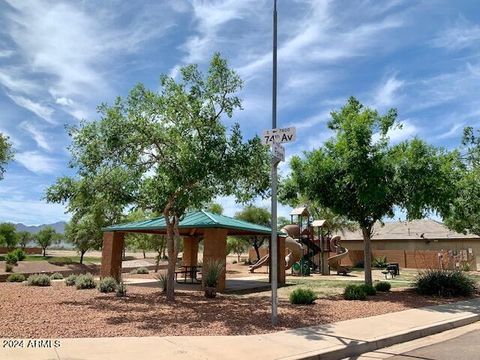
(341, 238), (479, 270)
(251, 238), (480, 270)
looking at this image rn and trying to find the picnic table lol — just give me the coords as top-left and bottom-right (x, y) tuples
(381, 263), (400, 279)
(175, 265), (202, 284)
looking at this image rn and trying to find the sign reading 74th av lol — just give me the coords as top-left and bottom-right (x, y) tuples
(262, 127), (296, 145)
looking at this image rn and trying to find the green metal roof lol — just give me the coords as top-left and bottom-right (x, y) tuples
(103, 210), (279, 236)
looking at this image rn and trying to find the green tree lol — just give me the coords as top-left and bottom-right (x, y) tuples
(0, 133), (13, 180)
(0, 223), (18, 249)
(444, 127), (480, 236)
(53, 54), (270, 300)
(206, 202), (224, 215)
(36, 227), (59, 257)
(17, 231), (32, 249)
(226, 237), (248, 262)
(65, 214), (104, 264)
(282, 97), (458, 285)
(234, 205), (270, 262)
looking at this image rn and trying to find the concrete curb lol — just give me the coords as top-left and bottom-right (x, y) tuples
(284, 313), (480, 360)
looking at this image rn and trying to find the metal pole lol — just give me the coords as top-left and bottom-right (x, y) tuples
(271, 0), (278, 326)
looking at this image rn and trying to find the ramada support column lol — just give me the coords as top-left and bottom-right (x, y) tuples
(269, 235), (286, 286)
(202, 228), (228, 291)
(100, 231), (125, 281)
(183, 237), (199, 267)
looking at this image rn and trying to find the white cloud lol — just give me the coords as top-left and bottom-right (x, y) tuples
(19, 122), (52, 152)
(15, 151), (59, 174)
(0, 198), (68, 225)
(374, 75), (404, 108)
(432, 17), (480, 51)
(2, 1), (174, 122)
(388, 120), (418, 143)
(181, 0), (260, 63)
(0, 50), (13, 58)
(6, 93), (55, 124)
(0, 69), (40, 95)
(238, 2), (404, 80)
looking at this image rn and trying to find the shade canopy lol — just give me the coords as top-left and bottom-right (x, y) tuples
(104, 210), (285, 237)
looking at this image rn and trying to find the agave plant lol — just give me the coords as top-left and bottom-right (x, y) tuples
(203, 259), (225, 288)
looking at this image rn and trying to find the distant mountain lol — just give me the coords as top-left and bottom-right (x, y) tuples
(14, 221), (66, 234)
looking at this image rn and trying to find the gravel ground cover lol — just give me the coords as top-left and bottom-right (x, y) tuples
(0, 281), (467, 338)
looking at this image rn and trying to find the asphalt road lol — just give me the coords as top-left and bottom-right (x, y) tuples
(387, 329), (480, 360)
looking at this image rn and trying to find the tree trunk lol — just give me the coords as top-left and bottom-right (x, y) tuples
(362, 226), (373, 286)
(80, 250), (85, 265)
(155, 252), (161, 272)
(164, 210), (177, 301)
(253, 237), (261, 262)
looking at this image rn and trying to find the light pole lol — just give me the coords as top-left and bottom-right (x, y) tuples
(271, 0), (278, 326)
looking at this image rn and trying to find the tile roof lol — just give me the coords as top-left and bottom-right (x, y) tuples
(336, 219), (479, 241)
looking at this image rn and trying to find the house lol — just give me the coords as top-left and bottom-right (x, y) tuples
(336, 219), (480, 270)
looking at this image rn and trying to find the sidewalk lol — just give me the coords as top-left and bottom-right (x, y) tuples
(3, 298), (480, 360)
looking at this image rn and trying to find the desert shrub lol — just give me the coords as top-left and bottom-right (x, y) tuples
(133, 266), (148, 274)
(75, 273), (96, 289)
(5, 263), (13, 272)
(372, 256), (388, 269)
(204, 259), (225, 287)
(98, 277), (117, 293)
(65, 274), (77, 286)
(343, 284), (367, 300)
(155, 272), (168, 292)
(116, 281), (127, 297)
(375, 281), (391, 292)
(27, 274), (51, 286)
(48, 257), (73, 266)
(5, 252), (18, 265)
(414, 269), (476, 297)
(7, 273), (25, 282)
(289, 288), (317, 305)
(130, 267), (149, 274)
(358, 284), (377, 296)
(12, 249), (26, 261)
(50, 272), (64, 280)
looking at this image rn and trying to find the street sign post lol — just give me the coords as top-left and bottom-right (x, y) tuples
(272, 142), (285, 162)
(262, 127), (296, 145)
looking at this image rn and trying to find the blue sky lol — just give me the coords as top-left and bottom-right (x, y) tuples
(0, 0), (479, 225)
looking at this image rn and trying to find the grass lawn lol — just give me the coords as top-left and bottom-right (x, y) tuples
(280, 277), (410, 298)
(0, 254), (100, 264)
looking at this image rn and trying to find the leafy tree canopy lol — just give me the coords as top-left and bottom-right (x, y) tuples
(0, 133), (13, 180)
(36, 226), (59, 257)
(0, 223), (17, 249)
(48, 53), (271, 300)
(281, 97), (459, 284)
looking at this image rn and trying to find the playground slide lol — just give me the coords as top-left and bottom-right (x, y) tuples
(248, 253), (270, 272)
(327, 235), (351, 275)
(282, 225), (304, 270)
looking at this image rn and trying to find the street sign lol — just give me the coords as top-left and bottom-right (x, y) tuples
(272, 142), (285, 162)
(262, 127), (296, 145)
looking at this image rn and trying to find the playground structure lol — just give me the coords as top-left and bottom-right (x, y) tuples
(249, 207), (351, 276)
